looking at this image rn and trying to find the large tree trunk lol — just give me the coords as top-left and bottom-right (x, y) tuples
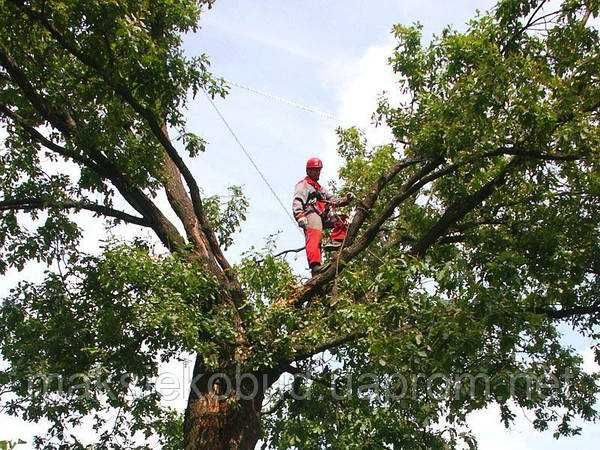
(183, 355), (274, 450)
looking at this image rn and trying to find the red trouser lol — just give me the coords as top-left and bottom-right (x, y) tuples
(303, 211), (347, 266)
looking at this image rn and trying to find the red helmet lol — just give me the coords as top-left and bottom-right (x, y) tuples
(306, 157), (323, 169)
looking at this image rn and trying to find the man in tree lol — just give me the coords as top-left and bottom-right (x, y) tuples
(292, 157), (353, 276)
(0, 0), (598, 449)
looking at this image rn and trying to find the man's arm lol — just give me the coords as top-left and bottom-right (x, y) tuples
(327, 191), (354, 207)
(292, 181), (309, 224)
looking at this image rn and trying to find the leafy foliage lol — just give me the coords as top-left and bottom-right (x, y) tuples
(0, 243), (220, 446)
(262, 0), (600, 447)
(0, 0), (226, 270)
(205, 185), (249, 250)
(0, 0), (599, 448)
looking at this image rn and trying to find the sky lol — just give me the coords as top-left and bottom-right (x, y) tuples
(1, 1), (598, 448)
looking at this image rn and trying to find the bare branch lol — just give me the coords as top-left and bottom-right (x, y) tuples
(522, 1), (550, 33)
(273, 246), (305, 258)
(501, 1), (550, 55)
(0, 198), (149, 227)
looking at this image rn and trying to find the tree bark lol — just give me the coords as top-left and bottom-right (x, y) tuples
(183, 355), (276, 450)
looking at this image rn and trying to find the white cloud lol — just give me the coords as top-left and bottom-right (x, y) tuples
(582, 348), (599, 374)
(329, 40), (402, 144)
(468, 405), (531, 450)
(317, 39), (405, 185)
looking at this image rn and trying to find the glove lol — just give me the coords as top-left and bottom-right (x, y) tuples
(297, 216), (308, 229)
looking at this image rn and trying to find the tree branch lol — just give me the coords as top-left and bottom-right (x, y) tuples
(161, 152), (215, 263)
(345, 159), (452, 257)
(344, 156), (425, 246)
(290, 331), (367, 363)
(410, 159), (519, 257)
(271, 246), (306, 259)
(7, 0), (231, 275)
(540, 305), (600, 320)
(0, 104), (100, 170)
(0, 42), (76, 134)
(0, 198), (149, 227)
(0, 45), (185, 251)
(501, 1), (550, 55)
(520, 1), (550, 34)
(262, 390), (293, 416)
(581, 3), (592, 27)
(482, 146), (587, 161)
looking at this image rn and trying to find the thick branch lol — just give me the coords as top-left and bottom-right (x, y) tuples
(158, 124), (234, 275)
(581, 4), (592, 27)
(291, 331), (367, 363)
(0, 46), (185, 250)
(0, 104), (99, 170)
(345, 159), (453, 258)
(161, 153), (213, 262)
(0, 198), (149, 226)
(8, 0), (231, 275)
(410, 159), (518, 257)
(344, 156), (424, 246)
(0, 42), (76, 134)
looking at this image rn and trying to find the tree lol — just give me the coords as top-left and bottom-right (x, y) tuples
(0, 0), (598, 448)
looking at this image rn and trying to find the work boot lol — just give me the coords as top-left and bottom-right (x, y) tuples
(310, 263), (322, 276)
(322, 240), (343, 252)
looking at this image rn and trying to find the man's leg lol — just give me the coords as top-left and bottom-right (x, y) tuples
(304, 212), (323, 274)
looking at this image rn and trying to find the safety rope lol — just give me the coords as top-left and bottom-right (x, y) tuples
(203, 89), (299, 229)
(228, 80), (338, 122)
(217, 82), (393, 286)
(203, 82), (384, 276)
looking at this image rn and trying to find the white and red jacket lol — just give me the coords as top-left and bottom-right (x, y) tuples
(292, 176), (345, 222)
